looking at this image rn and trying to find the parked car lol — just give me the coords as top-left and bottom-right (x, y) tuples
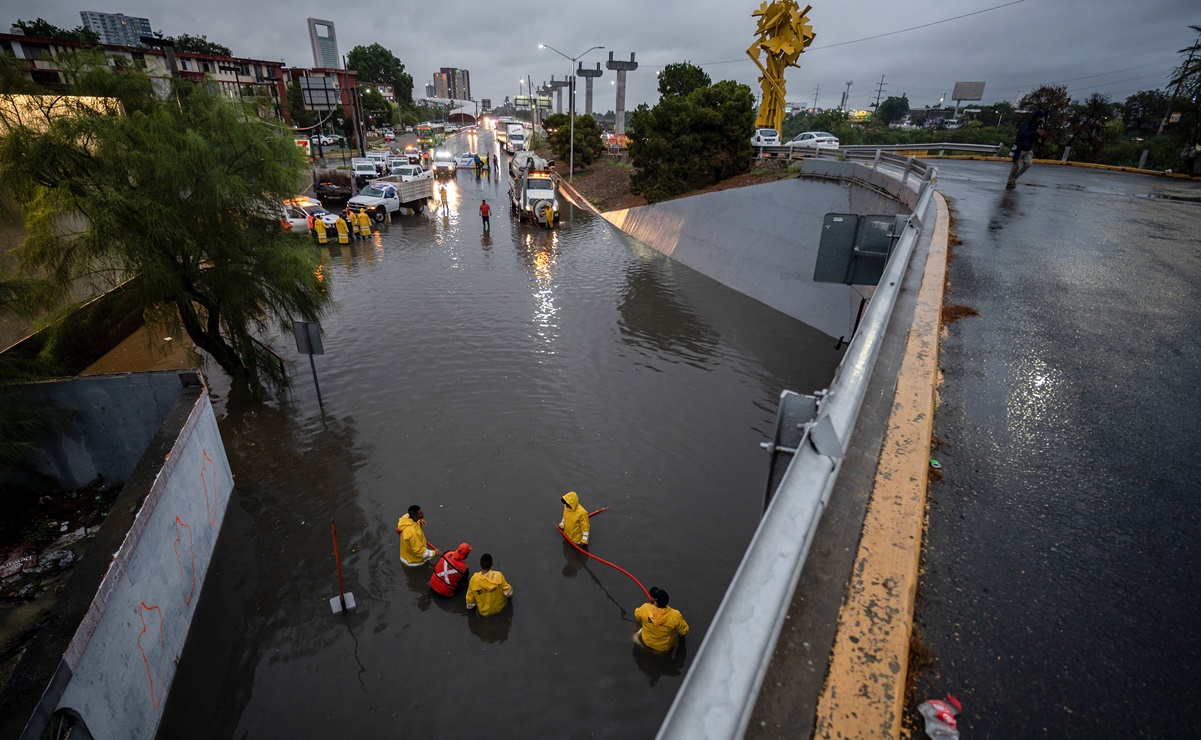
(405, 125), (414, 133)
(365, 151), (390, 174)
(431, 151), (457, 176)
(454, 152), (479, 168)
(392, 164), (432, 182)
(751, 128), (781, 146)
(352, 161), (379, 187)
(785, 131), (840, 150)
(310, 134), (338, 146)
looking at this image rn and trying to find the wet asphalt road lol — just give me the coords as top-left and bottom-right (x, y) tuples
(915, 161), (1201, 736)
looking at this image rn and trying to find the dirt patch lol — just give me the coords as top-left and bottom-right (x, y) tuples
(942, 304), (979, 324)
(564, 156), (799, 213)
(563, 157), (647, 212)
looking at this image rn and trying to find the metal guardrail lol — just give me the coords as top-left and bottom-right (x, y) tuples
(756, 141), (1002, 158)
(656, 164), (940, 740)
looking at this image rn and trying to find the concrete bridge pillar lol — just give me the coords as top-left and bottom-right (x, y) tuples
(576, 62), (603, 116)
(548, 76), (571, 115)
(606, 52), (638, 135)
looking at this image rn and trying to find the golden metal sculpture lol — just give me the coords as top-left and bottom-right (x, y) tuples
(746, 1), (816, 134)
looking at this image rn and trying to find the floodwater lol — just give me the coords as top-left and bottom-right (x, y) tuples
(157, 135), (845, 738)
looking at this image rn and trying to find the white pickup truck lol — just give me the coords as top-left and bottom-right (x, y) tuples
(347, 176), (435, 220)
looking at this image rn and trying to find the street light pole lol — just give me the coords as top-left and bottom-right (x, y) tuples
(539, 44), (604, 181)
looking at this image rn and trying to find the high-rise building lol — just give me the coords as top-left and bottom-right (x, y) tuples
(432, 72), (449, 100)
(78, 11), (153, 47)
(438, 67), (471, 101)
(425, 81), (436, 98)
(307, 18), (339, 69)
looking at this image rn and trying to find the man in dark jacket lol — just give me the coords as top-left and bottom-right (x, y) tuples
(1007, 109), (1046, 189)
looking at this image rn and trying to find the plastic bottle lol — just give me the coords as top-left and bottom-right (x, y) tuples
(917, 695), (962, 739)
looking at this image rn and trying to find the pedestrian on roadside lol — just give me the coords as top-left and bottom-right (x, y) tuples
(634, 586), (689, 652)
(1007, 108), (1046, 189)
(397, 505), (440, 567)
(480, 199), (491, 231)
(465, 553), (513, 616)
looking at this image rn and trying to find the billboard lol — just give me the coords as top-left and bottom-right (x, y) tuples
(299, 76), (340, 111)
(951, 81), (986, 101)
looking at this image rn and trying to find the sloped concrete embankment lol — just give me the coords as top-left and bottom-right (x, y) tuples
(602, 161), (913, 338)
(0, 372), (233, 739)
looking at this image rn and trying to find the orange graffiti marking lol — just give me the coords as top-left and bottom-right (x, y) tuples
(200, 449), (217, 526)
(137, 602), (165, 707)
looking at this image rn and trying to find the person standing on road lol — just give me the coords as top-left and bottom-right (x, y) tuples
(1007, 109), (1046, 189)
(480, 199), (491, 231)
(397, 505), (440, 567)
(634, 587), (689, 652)
(465, 553), (513, 616)
(439, 183), (449, 213)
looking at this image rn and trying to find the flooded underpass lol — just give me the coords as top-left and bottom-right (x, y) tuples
(157, 139), (846, 738)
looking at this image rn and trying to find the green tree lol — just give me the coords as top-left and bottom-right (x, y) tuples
(1019, 85), (1072, 155)
(346, 43), (414, 105)
(628, 79), (754, 202)
(548, 114), (604, 168)
(658, 62), (711, 98)
(875, 95), (910, 125)
(0, 54), (330, 392)
(1168, 25), (1201, 164)
(359, 88), (391, 127)
(542, 112), (569, 134)
(287, 81), (316, 127)
(976, 100), (1016, 128)
(1065, 92), (1114, 161)
(171, 33), (232, 57)
(1121, 90), (1168, 133)
(14, 18), (99, 44)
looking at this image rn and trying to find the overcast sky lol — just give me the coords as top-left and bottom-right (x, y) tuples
(9, 0), (1198, 111)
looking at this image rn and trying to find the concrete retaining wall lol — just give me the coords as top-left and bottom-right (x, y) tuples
(2, 374), (234, 740)
(602, 161), (911, 339)
(5, 372), (187, 493)
(53, 386), (232, 739)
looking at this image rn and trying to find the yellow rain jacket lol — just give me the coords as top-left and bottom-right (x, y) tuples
(635, 603), (689, 652)
(396, 513), (430, 566)
(558, 491), (590, 545)
(357, 209), (371, 235)
(465, 569), (513, 616)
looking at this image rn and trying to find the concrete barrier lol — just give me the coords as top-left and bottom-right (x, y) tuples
(602, 162), (911, 338)
(0, 373), (234, 740)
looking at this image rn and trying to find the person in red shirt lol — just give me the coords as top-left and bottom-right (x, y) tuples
(479, 199), (491, 231)
(429, 542), (472, 597)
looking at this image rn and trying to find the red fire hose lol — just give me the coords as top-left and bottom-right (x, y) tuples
(558, 507), (651, 601)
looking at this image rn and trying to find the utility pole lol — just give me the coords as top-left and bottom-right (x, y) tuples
(842, 80), (852, 111)
(1158, 42), (1197, 135)
(812, 84), (821, 110)
(872, 75), (886, 109)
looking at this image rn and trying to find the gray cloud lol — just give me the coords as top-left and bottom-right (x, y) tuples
(9, 0), (1198, 110)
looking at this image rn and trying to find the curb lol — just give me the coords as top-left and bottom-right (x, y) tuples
(923, 154), (1200, 180)
(555, 177), (605, 216)
(814, 193), (950, 739)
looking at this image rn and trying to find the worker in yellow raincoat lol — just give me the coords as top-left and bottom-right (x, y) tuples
(465, 553), (513, 616)
(397, 505), (440, 567)
(356, 208), (372, 237)
(558, 491), (590, 546)
(334, 215), (350, 244)
(314, 217), (328, 244)
(634, 587), (689, 652)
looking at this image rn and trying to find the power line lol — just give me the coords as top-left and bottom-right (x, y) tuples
(640, 0), (1028, 68)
